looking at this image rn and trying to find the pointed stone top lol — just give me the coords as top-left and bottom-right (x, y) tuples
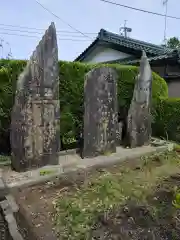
(140, 50), (149, 66)
(46, 22), (56, 35)
(139, 50), (151, 77)
(50, 22), (56, 29)
(141, 50), (147, 58)
(42, 22), (57, 46)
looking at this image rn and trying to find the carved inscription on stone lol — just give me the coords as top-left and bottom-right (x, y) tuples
(83, 67), (118, 158)
(127, 51), (152, 148)
(11, 22), (60, 172)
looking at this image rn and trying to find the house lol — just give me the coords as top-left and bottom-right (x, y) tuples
(74, 29), (180, 97)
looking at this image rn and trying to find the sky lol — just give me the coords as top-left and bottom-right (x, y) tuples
(0, 0), (180, 61)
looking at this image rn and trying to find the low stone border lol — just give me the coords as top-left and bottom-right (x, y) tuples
(0, 149), (77, 167)
(0, 176), (25, 240)
(6, 144), (173, 191)
(0, 197), (24, 240)
(57, 148), (77, 156)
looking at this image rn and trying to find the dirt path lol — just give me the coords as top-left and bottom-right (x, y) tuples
(12, 151), (180, 239)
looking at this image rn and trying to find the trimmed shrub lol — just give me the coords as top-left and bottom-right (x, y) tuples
(153, 98), (180, 142)
(0, 59), (168, 151)
(59, 61), (168, 141)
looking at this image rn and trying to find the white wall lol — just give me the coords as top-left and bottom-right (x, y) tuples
(168, 81), (180, 97)
(82, 46), (132, 63)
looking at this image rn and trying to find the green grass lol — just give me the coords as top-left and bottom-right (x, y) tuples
(53, 151), (180, 239)
(0, 155), (11, 163)
(39, 169), (56, 176)
(174, 144), (180, 152)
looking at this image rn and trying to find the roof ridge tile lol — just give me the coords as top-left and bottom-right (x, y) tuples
(74, 28), (175, 62)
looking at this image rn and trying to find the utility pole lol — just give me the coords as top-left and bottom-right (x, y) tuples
(0, 39), (3, 58)
(119, 20), (132, 38)
(163, 0), (168, 45)
(124, 20), (127, 38)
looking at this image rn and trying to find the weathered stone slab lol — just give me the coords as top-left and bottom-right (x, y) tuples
(117, 106), (128, 146)
(127, 51), (152, 148)
(116, 122), (123, 143)
(10, 22), (60, 172)
(83, 67), (117, 157)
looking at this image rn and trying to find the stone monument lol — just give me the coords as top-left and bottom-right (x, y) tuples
(127, 51), (152, 148)
(10, 22), (60, 172)
(83, 67), (117, 157)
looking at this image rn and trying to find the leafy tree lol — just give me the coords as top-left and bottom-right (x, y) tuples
(165, 37), (180, 49)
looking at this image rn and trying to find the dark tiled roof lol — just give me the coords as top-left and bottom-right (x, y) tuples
(114, 52), (178, 65)
(74, 29), (174, 62)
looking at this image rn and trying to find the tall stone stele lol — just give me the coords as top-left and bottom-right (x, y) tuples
(127, 51), (152, 148)
(83, 66), (118, 158)
(10, 22), (60, 172)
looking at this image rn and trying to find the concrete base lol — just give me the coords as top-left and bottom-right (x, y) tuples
(0, 143), (174, 191)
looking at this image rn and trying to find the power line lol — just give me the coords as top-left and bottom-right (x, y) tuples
(99, 0), (180, 20)
(0, 27), (45, 35)
(0, 23), (97, 35)
(0, 31), (92, 41)
(0, 38), (12, 58)
(34, 0), (92, 39)
(0, 27), (94, 38)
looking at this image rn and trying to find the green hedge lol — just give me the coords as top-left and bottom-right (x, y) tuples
(0, 60), (26, 133)
(59, 61), (168, 143)
(153, 98), (180, 142)
(0, 59), (168, 149)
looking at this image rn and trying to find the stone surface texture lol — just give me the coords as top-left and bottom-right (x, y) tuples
(10, 22), (60, 172)
(127, 51), (152, 148)
(83, 67), (117, 157)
